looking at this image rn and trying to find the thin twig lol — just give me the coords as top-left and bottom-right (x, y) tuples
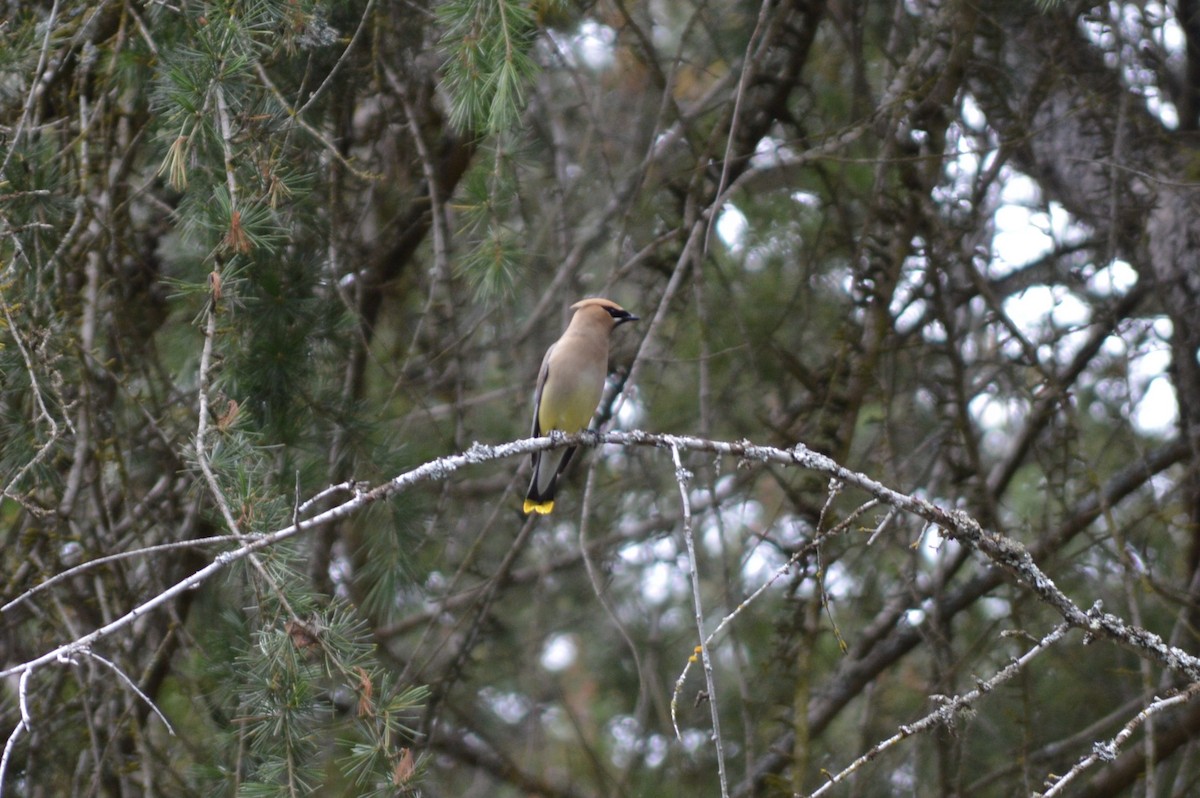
(193, 292), (301, 622)
(0, 669), (34, 795)
(0, 0), (60, 181)
(194, 296), (241, 535)
(295, 0), (376, 117)
(807, 623), (1072, 797)
(578, 460), (650, 740)
(705, 0), (775, 255)
(0, 288), (66, 513)
(671, 441), (730, 798)
(814, 480), (849, 654)
(1040, 682), (1200, 797)
(670, 500), (879, 738)
(213, 83), (240, 210)
(254, 61), (379, 181)
(82, 650), (176, 735)
(1, 533), (254, 614)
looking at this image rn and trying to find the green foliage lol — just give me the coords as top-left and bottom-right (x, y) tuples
(355, 500), (419, 624)
(459, 222), (522, 297)
(446, 142), (529, 297)
(185, 545), (424, 795)
(437, 0), (540, 133)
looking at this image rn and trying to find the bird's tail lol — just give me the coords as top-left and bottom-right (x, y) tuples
(523, 446), (578, 515)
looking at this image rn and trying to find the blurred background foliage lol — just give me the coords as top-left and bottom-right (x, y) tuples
(3, 0), (1200, 796)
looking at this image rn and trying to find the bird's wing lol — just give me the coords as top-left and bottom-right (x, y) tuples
(531, 341), (555, 437)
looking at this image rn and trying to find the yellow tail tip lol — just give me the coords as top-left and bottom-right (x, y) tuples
(523, 499), (554, 515)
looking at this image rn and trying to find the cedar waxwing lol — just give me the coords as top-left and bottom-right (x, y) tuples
(523, 298), (639, 515)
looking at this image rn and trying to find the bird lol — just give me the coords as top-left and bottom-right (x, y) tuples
(523, 298), (639, 515)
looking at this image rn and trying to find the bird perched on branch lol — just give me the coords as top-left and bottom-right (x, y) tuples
(523, 298), (639, 515)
